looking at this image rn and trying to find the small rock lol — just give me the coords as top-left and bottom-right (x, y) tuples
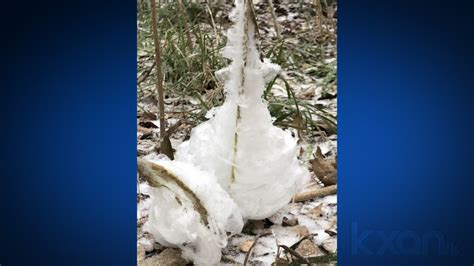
(295, 239), (325, 257)
(307, 203), (324, 220)
(139, 248), (186, 266)
(240, 239), (254, 253)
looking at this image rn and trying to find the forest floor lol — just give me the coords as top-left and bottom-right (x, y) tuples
(137, 0), (337, 265)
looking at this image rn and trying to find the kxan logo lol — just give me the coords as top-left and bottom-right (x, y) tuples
(351, 222), (459, 256)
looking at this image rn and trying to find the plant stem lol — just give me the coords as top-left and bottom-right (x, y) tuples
(177, 0), (194, 51)
(230, 0), (252, 185)
(268, 0), (281, 40)
(313, 0), (324, 35)
(150, 0), (174, 159)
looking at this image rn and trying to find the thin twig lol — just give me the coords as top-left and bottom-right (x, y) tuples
(150, 0), (165, 139)
(292, 185), (337, 202)
(243, 232), (272, 266)
(313, 0), (324, 34)
(268, 0), (281, 39)
(278, 245), (309, 263)
(177, 0), (194, 51)
(137, 61), (156, 85)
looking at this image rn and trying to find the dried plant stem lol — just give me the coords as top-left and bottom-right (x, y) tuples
(230, 0), (251, 184)
(206, 3), (220, 46)
(313, 0), (324, 34)
(278, 245), (310, 263)
(292, 185), (337, 202)
(243, 232), (272, 266)
(322, 0), (337, 41)
(177, 0), (194, 51)
(268, 0), (281, 39)
(150, 0), (173, 159)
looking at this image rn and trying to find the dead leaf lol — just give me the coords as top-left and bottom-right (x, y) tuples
(311, 146), (337, 185)
(295, 239), (325, 257)
(292, 113), (304, 138)
(240, 239), (255, 253)
(324, 229), (337, 237)
(141, 111), (157, 121)
(139, 121), (159, 129)
(307, 203), (324, 219)
(293, 225), (309, 238)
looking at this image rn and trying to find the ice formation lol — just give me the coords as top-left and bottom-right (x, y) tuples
(176, 0), (309, 219)
(139, 0), (309, 263)
(139, 156), (243, 265)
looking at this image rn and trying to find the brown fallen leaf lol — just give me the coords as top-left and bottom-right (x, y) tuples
(325, 229), (337, 237)
(293, 225), (310, 238)
(292, 113), (304, 139)
(295, 239), (325, 257)
(139, 121), (159, 129)
(140, 111), (157, 121)
(307, 203), (324, 219)
(240, 239), (254, 253)
(311, 146), (337, 186)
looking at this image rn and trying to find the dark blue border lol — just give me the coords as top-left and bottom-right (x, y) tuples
(0, 1), (136, 265)
(339, 0), (473, 265)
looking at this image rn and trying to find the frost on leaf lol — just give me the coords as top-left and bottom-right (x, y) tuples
(176, 0), (309, 219)
(138, 157), (243, 265)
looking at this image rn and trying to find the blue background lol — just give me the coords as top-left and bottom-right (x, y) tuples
(339, 0), (473, 265)
(0, 0), (472, 265)
(0, 1), (136, 265)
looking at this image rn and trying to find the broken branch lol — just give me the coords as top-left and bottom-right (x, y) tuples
(292, 185), (337, 202)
